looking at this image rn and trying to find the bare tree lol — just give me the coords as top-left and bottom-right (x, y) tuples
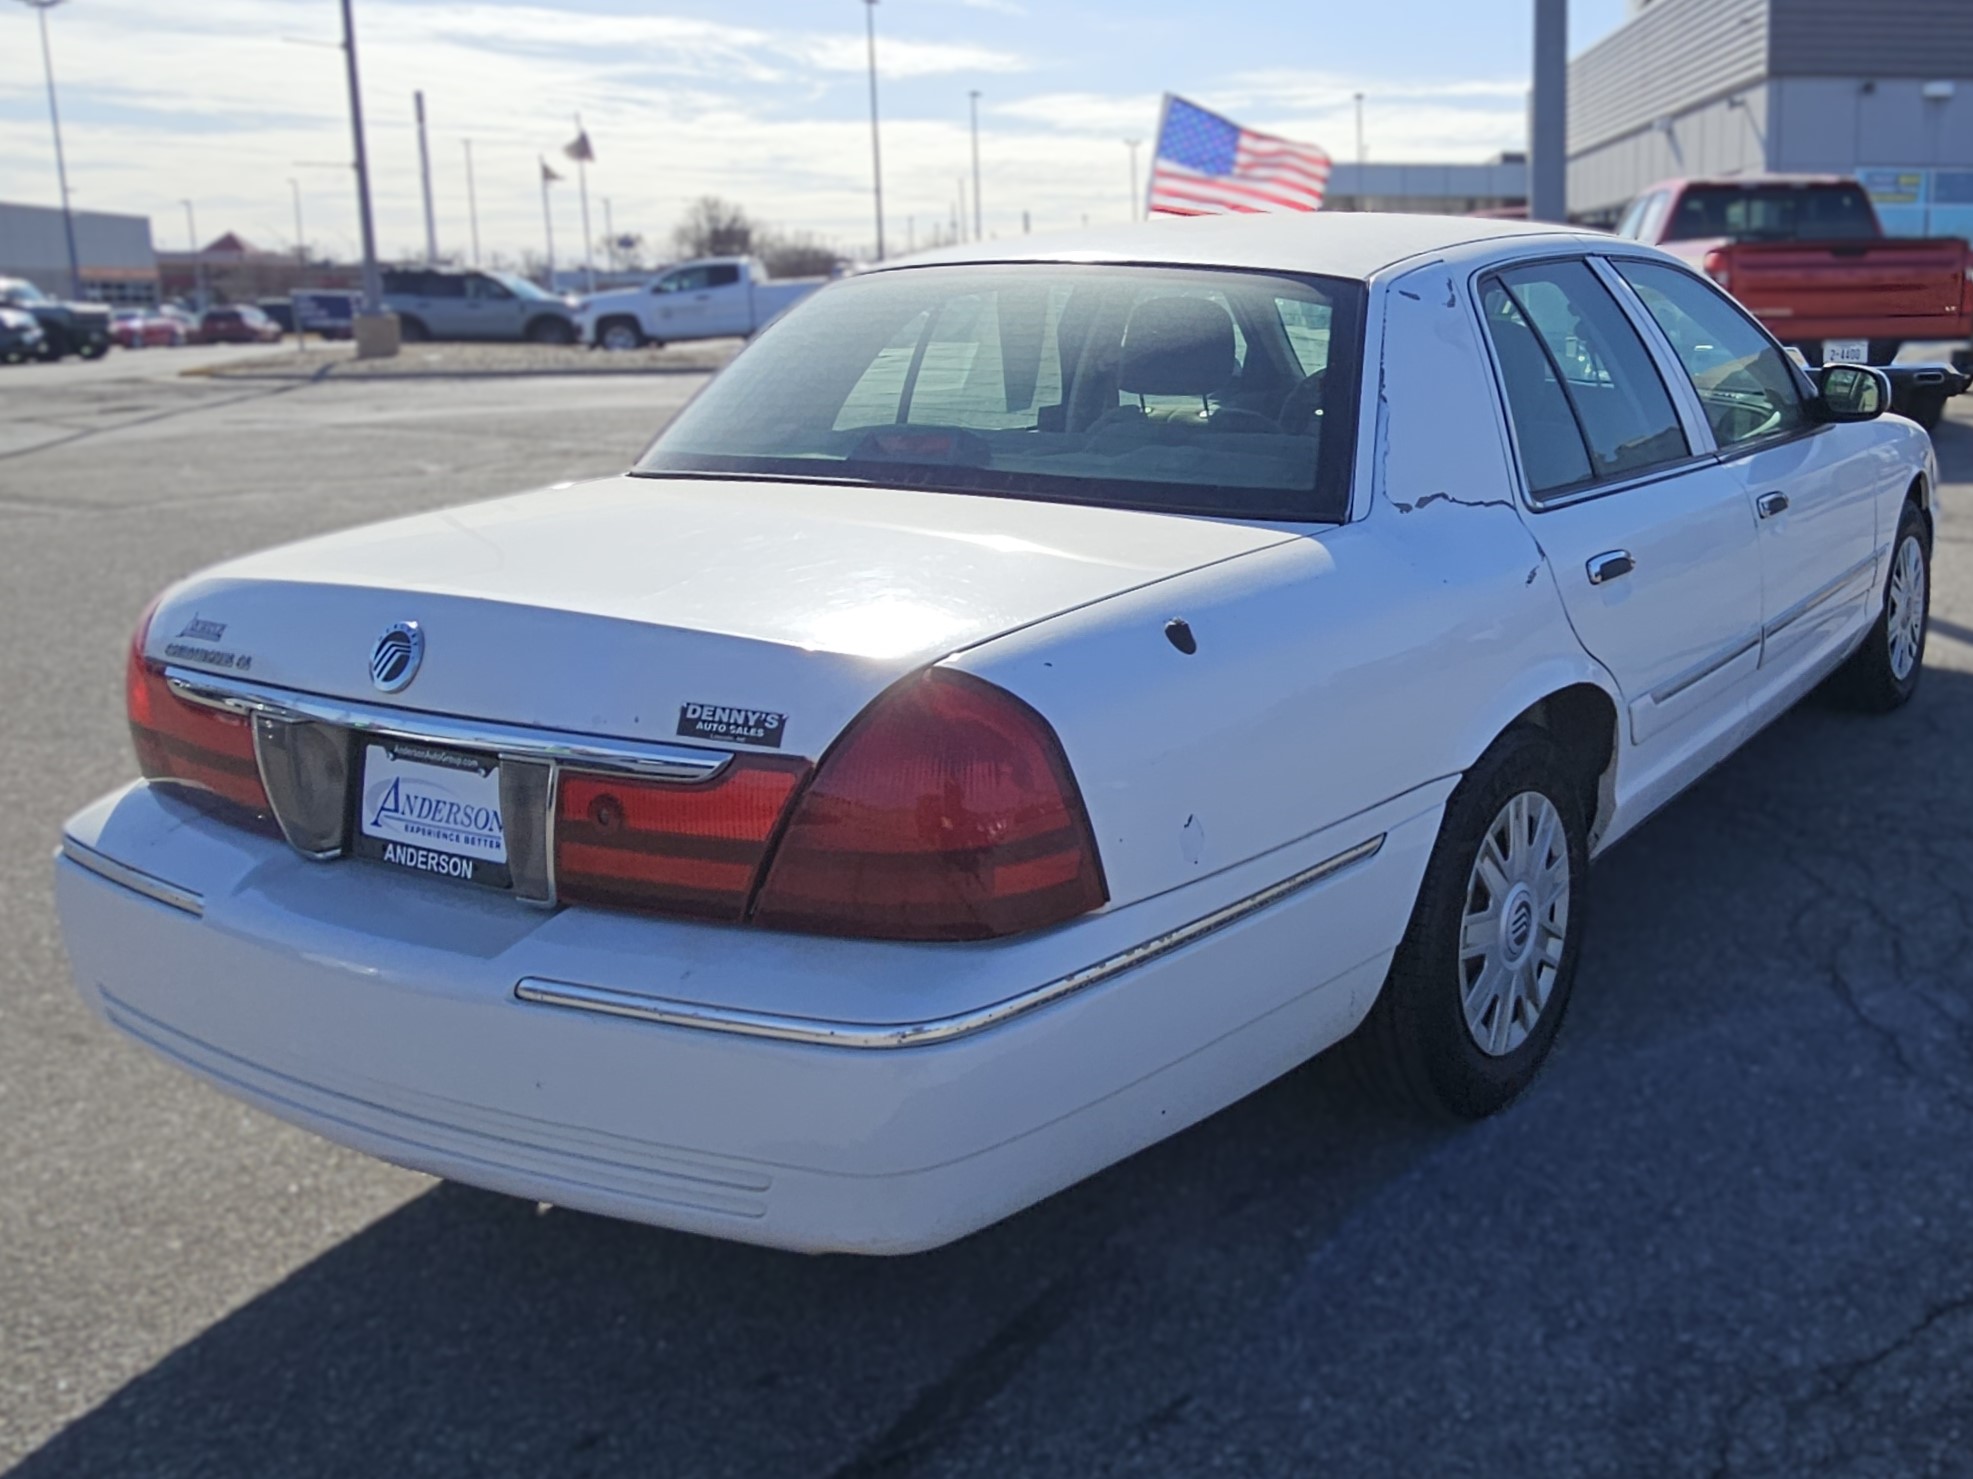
(673, 197), (755, 258)
(758, 231), (841, 278)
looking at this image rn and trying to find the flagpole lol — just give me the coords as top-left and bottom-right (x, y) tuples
(464, 138), (480, 266)
(574, 111), (595, 293)
(540, 158), (556, 289)
(1145, 93), (1172, 219)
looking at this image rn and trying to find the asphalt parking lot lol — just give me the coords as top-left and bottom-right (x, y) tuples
(6, 350), (1973, 1478)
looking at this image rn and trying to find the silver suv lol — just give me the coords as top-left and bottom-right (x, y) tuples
(380, 269), (579, 344)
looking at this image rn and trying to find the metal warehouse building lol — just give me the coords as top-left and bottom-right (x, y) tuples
(0, 200), (159, 303)
(1569, 0), (1973, 230)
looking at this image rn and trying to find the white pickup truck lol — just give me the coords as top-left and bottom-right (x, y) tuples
(579, 257), (827, 350)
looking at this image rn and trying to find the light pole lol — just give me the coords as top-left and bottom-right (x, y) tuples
(180, 198), (204, 308)
(463, 138), (481, 267)
(339, 0), (384, 321)
(1125, 138), (1141, 221)
(17, 0), (83, 300)
(969, 89), (983, 241)
(414, 90), (438, 265)
(863, 0), (885, 261)
(1530, 0), (1567, 222)
(288, 178), (305, 266)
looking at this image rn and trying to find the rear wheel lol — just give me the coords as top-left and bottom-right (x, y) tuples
(526, 316), (576, 346)
(1341, 727), (1587, 1119)
(76, 338), (108, 360)
(1832, 501), (1929, 712)
(597, 317), (645, 351)
(397, 316), (430, 343)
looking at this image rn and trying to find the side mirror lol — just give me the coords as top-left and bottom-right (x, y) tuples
(1815, 364), (1890, 422)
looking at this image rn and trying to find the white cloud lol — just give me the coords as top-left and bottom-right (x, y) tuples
(0, 1), (1527, 273)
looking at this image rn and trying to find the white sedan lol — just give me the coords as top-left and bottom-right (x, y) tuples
(57, 215), (1939, 1254)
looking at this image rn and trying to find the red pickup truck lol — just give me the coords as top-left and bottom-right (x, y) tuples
(1615, 176), (1973, 426)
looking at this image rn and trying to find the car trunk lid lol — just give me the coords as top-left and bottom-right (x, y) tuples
(145, 474), (1296, 758)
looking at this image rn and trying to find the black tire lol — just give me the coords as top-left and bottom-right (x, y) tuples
(525, 316), (576, 346)
(1339, 726), (1589, 1120)
(1909, 390), (1946, 433)
(75, 337), (108, 360)
(1831, 501), (1929, 712)
(596, 316), (645, 351)
(397, 316), (430, 343)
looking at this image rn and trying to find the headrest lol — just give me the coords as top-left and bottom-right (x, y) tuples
(1118, 296), (1238, 397)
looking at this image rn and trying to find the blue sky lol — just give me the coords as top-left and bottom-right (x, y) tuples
(0, 0), (1629, 268)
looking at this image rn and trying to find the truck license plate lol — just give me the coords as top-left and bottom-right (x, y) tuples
(354, 741), (511, 889)
(1824, 339), (1869, 364)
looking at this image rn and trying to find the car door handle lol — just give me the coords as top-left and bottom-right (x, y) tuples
(1757, 491), (1790, 518)
(1587, 550), (1635, 585)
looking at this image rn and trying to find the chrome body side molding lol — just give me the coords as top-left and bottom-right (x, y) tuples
(1648, 633), (1761, 706)
(515, 834), (1387, 1049)
(59, 837), (204, 916)
(1761, 552), (1879, 643)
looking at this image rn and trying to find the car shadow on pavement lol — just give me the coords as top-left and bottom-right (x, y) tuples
(16, 422), (1973, 1479)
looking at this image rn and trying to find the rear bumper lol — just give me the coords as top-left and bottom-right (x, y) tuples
(54, 780), (1442, 1253)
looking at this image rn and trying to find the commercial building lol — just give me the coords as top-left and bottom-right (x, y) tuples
(1324, 156), (1527, 216)
(0, 200), (158, 302)
(1569, 0), (1973, 229)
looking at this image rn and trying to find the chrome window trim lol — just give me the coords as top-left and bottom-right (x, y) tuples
(59, 837), (204, 916)
(1762, 551), (1880, 642)
(163, 667), (734, 782)
(515, 834), (1388, 1049)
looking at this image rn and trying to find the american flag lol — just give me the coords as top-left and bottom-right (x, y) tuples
(1148, 95), (1331, 217)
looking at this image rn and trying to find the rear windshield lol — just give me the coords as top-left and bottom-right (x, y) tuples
(1663, 184), (1880, 242)
(634, 263), (1365, 522)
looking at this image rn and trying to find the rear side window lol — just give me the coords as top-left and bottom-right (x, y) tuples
(1481, 259), (1690, 497)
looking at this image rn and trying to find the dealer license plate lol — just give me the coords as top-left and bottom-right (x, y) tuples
(353, 740), (511, 890)
(1824, 339), (1869, 364)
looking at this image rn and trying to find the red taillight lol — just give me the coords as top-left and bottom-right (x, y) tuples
(554, 756), (810, 922)
(1703, 249), (1731, 291)
(751, 670), (1107, 941)
(125, 604), (272, 816)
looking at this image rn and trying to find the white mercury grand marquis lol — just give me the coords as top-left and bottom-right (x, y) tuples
(56, 214), (1946, 1253)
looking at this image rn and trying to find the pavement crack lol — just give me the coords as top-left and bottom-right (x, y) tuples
(0, 379), (317, 465)
(823, 1268), (1090, 1479)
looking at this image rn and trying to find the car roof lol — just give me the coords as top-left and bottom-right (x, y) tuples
(873, 211), (1597, 283)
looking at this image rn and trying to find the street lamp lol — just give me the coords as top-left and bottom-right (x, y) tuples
(1125, 138), (1141, 221)
(180, 198), (204, 308)
(863, 0), (885, 261)
(969, 89), (983, 241)
(288, 178), (305, 266)
(15, 0), (83, 300)
(339, 0), (384, 320)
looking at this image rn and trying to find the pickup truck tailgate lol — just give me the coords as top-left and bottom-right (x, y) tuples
(1728, 239), (1972, 330)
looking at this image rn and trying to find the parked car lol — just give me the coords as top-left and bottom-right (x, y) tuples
(195, 304), (283, 344)
(255, 298), (296, 334)
(577, 256), (826, 350)
(1614, 175), (1973, 427)
(56, 214), (1952, 1254)
(0, 276), (111, 359)
(0, 304), (45, 362)
(380, 267), (580, 344)
(111, 307), (189, 349)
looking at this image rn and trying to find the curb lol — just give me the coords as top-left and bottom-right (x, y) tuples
(187, 362), (727, 383)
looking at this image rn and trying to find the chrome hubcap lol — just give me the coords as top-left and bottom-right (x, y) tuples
(1460, 791), (1571, 1058)
(1888, 534), (1926, 682)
